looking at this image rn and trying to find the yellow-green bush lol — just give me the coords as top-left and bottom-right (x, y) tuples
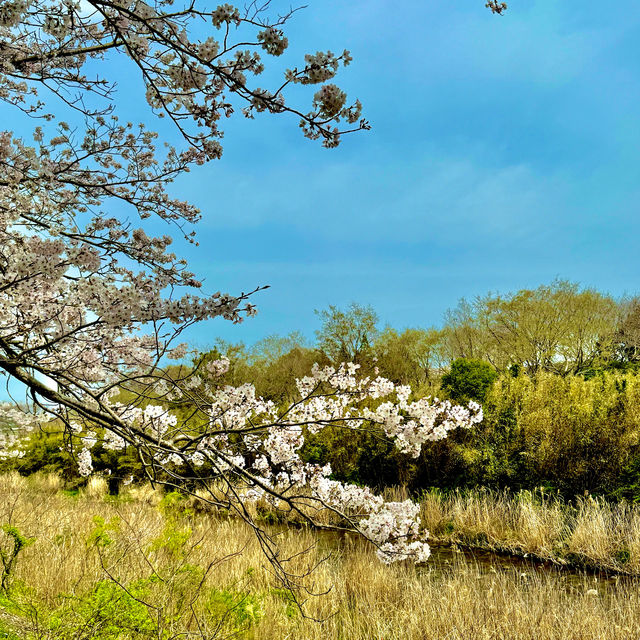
(415, 370), (640, 497)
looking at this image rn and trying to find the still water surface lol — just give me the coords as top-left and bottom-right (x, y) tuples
(306, 528), (639, 594)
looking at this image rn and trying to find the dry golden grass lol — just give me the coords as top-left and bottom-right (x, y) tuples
(420, 488), (640, 573)
(1, 474), (640, 639)
(80, 475), (109, 500)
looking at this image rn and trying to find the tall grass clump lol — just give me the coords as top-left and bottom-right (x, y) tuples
(420, 488), (640, 573)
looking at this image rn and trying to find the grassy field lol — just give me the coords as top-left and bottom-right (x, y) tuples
(2, 473), (640, 639)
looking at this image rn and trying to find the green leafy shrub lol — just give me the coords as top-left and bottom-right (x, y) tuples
(441, 358), (498, 404)
(417, 370), (640, 497)
(71, 579), (158, 638)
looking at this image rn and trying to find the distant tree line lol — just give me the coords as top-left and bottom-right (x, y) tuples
(200, 280), (640, 404)
(8, 280), (640, 500)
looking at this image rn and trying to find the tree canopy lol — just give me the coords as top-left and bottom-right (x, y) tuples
(0, 0), (497, 580)
(315, 303), (379, 365)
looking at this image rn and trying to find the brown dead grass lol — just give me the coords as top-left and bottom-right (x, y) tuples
(1, 473), (640, 639)
(420, 488), (640, 573)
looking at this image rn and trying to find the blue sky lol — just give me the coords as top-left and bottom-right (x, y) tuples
(14, 0), (640, 353)
(169, 0), (640, 350)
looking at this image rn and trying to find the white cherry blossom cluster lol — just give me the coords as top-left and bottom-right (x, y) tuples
(0, 7), (362, 406)
(134, 1), (157, 21)
(0, 404), (46, 461)
(205, 357), (230, 376)
(0, 1), (27, 28)
(197, 37), (219, 63)
(257, 28), (288, 57)
(297, 51), (341, 85)
(114, 403), (178, 442)
(67, 363), (479, 564)
(313, 84), (347, 119)
(310, 472), (383, 512)
(6, 359), (483, 564)
(211, 4), (241, 28)
(77, 447), (93, 477)
(359, 501), (431, 564)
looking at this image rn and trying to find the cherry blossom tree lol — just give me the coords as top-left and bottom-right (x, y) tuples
(0, 0), (499, 587)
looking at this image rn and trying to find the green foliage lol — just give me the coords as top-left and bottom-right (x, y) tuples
(86, 516), (121, 549)
(0, 427), (144, 492)
(250, 332), (310, 363)
(441, 358), (498, 403)
(417, 370), (640, 497)
(149, 520), (193, 558)
(0, 498), (270, 640)
(302, 423), (404, 489)
(45, 580), (262, 640)
(197, 337), (329, 405)
(443, 281), (619, 374)
(9, 289), (640, 504)
(271, 587), (298, 618)
(611, 454), (640, 501)
(250, 345), (327, 404)
(611, 297), (640, 364)
(614, 548), (631, 565)
(158, 490), (194, 518)
(183, 341), (640, 499)
(72, 579), (158, 638)
(206, 588), (263, 630)
(0, 524), (35, 593)
(0, 429), (74, 478)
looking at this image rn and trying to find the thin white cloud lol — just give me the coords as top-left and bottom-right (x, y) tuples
(193, 151), (575, 248)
